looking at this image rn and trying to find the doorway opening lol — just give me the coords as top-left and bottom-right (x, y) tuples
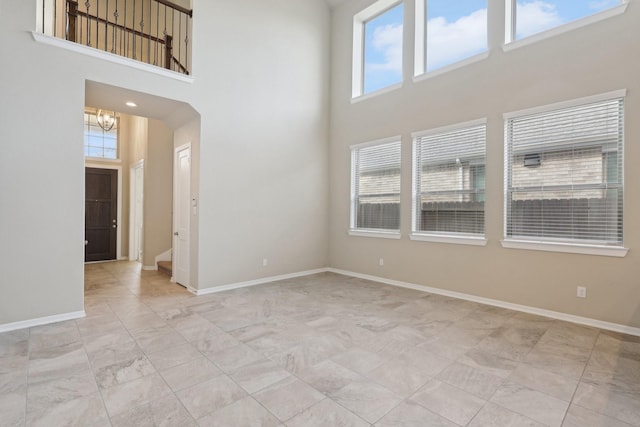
(84, 80), (199, 293)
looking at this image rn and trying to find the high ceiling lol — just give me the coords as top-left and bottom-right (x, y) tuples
(325, 0), (347, 8)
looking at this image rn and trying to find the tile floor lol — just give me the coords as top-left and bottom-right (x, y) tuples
(1, 261), (639, 426)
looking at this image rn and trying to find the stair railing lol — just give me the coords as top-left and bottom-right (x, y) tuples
(40, 0), (192, 75)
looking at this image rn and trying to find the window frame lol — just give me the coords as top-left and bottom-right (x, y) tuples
(84, 111), (120, 161)
(349, 136), (402, 239)
(414, 0), (489, 79)
(502, 90), (628, 258)
(411, 118), (488, 246)
(503, 0), (629, 52)
(352, 0), (404, 100)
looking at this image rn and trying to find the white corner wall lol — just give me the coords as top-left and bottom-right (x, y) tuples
(193, 0), (331, 290)
(329, 0), (640, 328)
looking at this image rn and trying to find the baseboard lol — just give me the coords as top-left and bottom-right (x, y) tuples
(328, 268), (640, 337)
(0, 310), (86, 333)
(194, 268), (329, 296)
(142, 265), (158, 271)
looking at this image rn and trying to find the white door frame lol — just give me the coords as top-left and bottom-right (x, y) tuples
(85, 162), (123, 261)
(173, 142), (191, 287)
(129, 160), (144, 262)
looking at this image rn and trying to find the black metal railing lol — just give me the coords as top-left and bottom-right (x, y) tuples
(40, 0), (192, 75)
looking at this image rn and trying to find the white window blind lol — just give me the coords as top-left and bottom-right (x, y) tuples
(413, 121), (486, 237)
(351, 139), (402, 231)
(505, 95), (624, 246)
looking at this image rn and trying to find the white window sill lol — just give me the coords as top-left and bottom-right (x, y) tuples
(501, 239), (628, 258)
(410, 234), (487, 246)
(351, 82), (403, 104)
(31, 31), (194, 83)
(348, 230), (401, 239)
(413, 51), (489, 82)
(502, 3), (628, 53)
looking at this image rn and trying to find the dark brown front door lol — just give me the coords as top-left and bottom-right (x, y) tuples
(85, 168), (117, 262)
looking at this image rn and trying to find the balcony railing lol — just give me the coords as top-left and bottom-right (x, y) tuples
(39, 0), (192, 75)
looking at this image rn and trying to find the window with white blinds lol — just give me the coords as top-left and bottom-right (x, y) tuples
(413, 120), (486, 238)
(350, 138), (402, 232)
(505, 92), (625, 246)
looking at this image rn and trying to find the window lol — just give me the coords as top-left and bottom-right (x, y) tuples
(412, 120), (486, 242)
(350, 137), (402, 236)
(504, 91), (625, 250)
(84, 112), (118, 159)
(506, 0), (626, 44)
(415, 0), (488, 75)
(353, 0), (404, 98)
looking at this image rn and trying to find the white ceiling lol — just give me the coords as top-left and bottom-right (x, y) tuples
(325, 0), (347, 8)
(85, 81), (198, 129)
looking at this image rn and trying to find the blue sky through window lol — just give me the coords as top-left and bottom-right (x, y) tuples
(361, 1), (621, 91)
(516, 0), (621, 39)
(363, 3), (404, 94)
(426, 0), (487, 72)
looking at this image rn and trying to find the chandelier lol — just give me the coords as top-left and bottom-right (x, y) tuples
(96, 109), (117, 131)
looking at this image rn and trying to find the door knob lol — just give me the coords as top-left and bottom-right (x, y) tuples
(174, 232), (179, 236)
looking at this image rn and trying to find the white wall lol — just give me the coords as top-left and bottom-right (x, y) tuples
(193, 0), (331, 288)
(143, 119), (173, 267)
(0, 0), (331, 325)
(329, 0), (640, 328)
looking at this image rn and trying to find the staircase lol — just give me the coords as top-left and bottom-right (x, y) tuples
(157, 260), (172, 277)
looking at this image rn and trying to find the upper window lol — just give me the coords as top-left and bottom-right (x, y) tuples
(84, 112), (118, 160)
(413, 120), (486, 240)
(415, 0), (488, 75)
(353, 0), (404, 98)
(504, 91), (625, 247)
(506, 0), (625, 43)
(350, 138), (402, 234)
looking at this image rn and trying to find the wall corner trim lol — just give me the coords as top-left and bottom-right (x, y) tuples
(194, 268), (330, 296)
(0, 311), (86, 333)
(327, 268), (640, 337)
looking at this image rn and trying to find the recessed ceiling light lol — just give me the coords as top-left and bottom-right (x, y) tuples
(125, 101), (137, 107)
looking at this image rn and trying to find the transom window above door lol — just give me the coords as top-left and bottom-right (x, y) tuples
(84, 111), (118, 160)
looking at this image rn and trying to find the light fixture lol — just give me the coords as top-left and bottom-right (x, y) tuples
(125, 101), (137, 107)
(96, 109), (117, 131)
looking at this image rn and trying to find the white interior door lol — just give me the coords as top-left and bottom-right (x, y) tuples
(174, 144), (191, 286)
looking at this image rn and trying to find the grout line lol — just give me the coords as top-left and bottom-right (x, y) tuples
(561, 329), (600, 426)
(23, 327), (31, 427)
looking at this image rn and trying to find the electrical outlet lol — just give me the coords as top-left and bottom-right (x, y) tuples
(379, 258), (384, 266)
(262, 258), (268, 267)
(577, 286), (587, 298)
